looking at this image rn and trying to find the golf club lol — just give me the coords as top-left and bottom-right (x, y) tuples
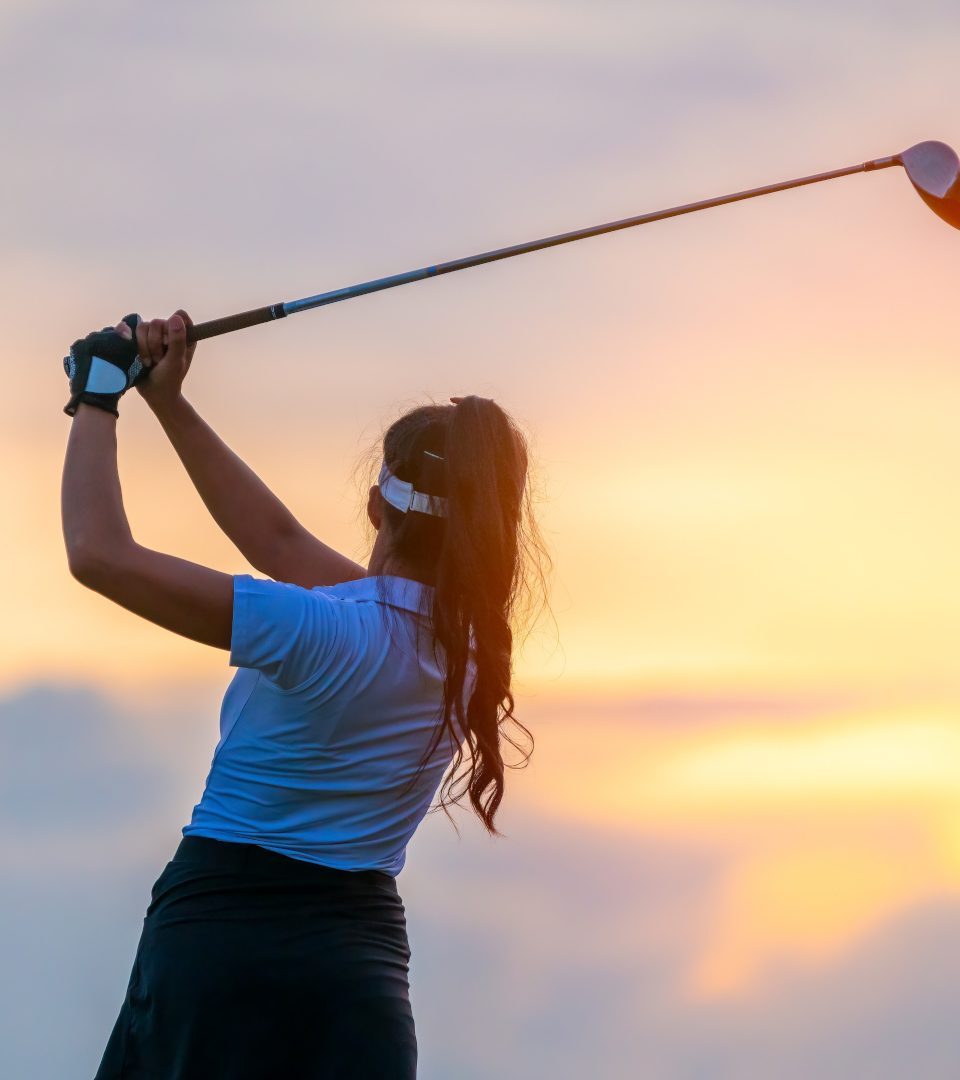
(187, 140), (960, 345)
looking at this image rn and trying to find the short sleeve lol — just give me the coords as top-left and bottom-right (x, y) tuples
(229, 574), (346, 692)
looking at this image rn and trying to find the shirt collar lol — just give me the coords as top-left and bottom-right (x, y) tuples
(324, 574), (434, 615)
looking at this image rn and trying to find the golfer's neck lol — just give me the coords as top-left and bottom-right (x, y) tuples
(367, 532), (434, 587)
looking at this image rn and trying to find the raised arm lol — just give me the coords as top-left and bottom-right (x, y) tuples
(135, 311), (366, 589)
(61, 316), (233, 650)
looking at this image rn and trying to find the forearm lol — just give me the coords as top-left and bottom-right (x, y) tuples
(61, 405), (135, 574)
(151, 396), (303, 572)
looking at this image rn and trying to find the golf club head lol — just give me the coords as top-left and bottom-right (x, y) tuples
(899, 141), (960, 229)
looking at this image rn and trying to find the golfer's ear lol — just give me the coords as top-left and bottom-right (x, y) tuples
(367, 486), (382, 530)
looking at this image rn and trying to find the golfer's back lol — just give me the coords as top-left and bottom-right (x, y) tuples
(182, 573), (472, 876)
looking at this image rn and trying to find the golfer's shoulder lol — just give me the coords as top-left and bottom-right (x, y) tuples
(233, 573), (363, 631)
(233, 573), (423, 640)
(230, 574), (377, 691)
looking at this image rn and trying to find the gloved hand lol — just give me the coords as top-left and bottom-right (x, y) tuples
(62, 313), (146, 418)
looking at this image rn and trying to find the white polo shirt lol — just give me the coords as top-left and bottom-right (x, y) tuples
(182, 573), (474, 876)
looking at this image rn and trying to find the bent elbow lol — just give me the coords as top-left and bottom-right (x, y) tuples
(66, 543), (109, 590)
(67, 547), (95, 586)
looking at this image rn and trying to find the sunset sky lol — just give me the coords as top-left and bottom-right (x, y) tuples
(4, 2), (960, 1076)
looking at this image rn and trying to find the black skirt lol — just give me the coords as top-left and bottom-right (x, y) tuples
(94, 835), (418, 1079)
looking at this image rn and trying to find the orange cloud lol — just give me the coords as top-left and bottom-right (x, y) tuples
(517, 702), (960, 999)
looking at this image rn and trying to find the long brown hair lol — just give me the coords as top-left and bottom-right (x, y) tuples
(357, 395), (552, 837)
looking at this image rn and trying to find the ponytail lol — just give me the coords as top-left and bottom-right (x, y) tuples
(365, 395), (552, 837)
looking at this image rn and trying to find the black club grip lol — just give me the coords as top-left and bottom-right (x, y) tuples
(187, 303), (287, 343)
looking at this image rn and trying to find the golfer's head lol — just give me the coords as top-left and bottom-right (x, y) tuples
(367, 394), (533, 598)
(361, 393), (551, 837)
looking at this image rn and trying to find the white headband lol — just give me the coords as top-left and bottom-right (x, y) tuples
(378, 456), (448, 518)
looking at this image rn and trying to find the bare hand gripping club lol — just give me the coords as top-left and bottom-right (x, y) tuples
(187, 140), (960, 345)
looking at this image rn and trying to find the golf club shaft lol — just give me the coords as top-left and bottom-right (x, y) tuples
(188, 154), (900, 344)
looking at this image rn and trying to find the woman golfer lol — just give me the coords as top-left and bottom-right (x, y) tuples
(60, 310), (548, 1078)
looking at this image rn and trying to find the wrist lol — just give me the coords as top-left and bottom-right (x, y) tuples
(73, 401), (119, 424)
(149, 392), (191, 423)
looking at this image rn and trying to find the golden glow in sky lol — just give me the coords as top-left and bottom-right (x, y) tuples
(521, 702), (960, 1000)
(3, 4), (960, 1070)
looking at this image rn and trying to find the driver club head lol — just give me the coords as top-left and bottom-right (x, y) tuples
(899, 140), (960, 229)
